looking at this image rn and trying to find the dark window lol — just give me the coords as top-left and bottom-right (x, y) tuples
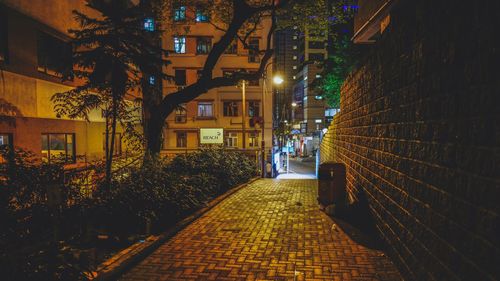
(37, 32), (72, 75)
(223, 101), (239, 117)
(308, 41), (325, 49)
(102, 133), (122, 156)
(248, 101), (260, 117)
(176, 132), (187, 147)
(143, 18), (154, 31)
(173, 36), (186, 53)
(41, 133), (75, 164)
(196, 37), (211, 54)
(174, 5), (186, 22)
(197, 102), (213, 117)
(175, 104), (187, 123)
(225, 40), (237, 54)
(175, 69), (186, 85)
(195, 8), (209, 22)
(0, 7), (8, 63)
(248, 38), (260, 63)
(309, 53), (325, 61)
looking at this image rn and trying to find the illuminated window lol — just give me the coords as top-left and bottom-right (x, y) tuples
(143, 18), (154, 31)
(149, 76), (155, 85)
(176, 132), (187, 147)
(174, 5), (186, 22)
(197, 102), (213, 117)
(195, 8), (209, 22)
(41, 133), (75, 164)
(223, 101), (239, 117)
(0, 133), (12, 148)
(173, 36), (186, 54)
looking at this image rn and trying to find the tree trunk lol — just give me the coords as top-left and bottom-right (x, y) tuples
(144, 109), (163, 156)
(105, 96), (118, 185)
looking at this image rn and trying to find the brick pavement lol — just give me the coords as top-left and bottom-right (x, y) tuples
(120, 179), (403, 281)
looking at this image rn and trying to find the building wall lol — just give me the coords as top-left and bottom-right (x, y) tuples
(0, 2), (127, 163)
(162, 10), (273, 160)
(320, 1), (498, 280)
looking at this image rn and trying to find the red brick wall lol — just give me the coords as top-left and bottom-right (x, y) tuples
(320, 1), (499, 280)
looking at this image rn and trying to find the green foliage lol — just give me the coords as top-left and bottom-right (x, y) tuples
(315, 34), (359, 108)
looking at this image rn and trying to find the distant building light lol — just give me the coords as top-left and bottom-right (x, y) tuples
(144, 18), (154, 31)
(315, 95), (323, 100)
(315, 119), (322, 123)
(293, 55), (297, 60)
(293, 35), (298, 40)
(293, 76), (296, 80)
(293, 66), (297, 69)
(149, 76), (155, 85)
(304, 76), (308, 80)
(293, 45), (297, 50)
(315, 74), (321, 78)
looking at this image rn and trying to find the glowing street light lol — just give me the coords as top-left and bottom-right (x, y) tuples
(273, 75), (284, 85)
(291, 102), (297, 107)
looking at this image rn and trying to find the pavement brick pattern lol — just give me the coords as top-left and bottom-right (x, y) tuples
(120, 179), (403, 281)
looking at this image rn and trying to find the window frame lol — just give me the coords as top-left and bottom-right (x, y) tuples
(225, 132), (238, 148)
(143, 17), (155, 32)
(197, 101), (214, 118)
(176, 131), (187, 148)
(41, 133), (76, 164)
(0, 133), (13, 148)
(173, 5), (186, 22)
(223, 101), (239, 117)
(195, 8), (209, 22)
(248, 101), (260, 117)
(173, 36), (186, 54)
(248, 132), (259, 147)
(196, 37), (212, 54)
(248, 38), (260, 63)
(224, 40), (238, 54)
(175, 104), (187, 123)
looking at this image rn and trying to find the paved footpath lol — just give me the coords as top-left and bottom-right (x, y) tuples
(120, 179), (403, 281)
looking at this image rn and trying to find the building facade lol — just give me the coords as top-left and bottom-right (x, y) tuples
(161, 4), (274, 165)
(0, 1), (118, 165)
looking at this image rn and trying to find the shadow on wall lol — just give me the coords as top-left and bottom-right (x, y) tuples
(333, 187), (383, 250)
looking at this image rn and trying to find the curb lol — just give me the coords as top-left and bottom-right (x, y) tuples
(91, 177), (260, 281)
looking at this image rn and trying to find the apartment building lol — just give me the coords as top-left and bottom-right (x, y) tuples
(161, 4), (274, 162)
(0, 1), (129, 165)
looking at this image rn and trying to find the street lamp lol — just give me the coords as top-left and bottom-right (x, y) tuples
(261, 68), (283, 178)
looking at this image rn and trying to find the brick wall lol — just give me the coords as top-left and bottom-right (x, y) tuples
(319, 1), (499, 280)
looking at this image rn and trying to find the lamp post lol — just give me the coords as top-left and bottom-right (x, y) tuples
(261, 65), (283, 178)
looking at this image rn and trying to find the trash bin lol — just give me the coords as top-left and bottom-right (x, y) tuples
(318, 162), (346, 208)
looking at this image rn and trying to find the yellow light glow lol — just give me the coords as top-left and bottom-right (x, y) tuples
(273, 76), (284, 85)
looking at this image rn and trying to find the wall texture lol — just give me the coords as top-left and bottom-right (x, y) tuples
(320, 1), (499, 280)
